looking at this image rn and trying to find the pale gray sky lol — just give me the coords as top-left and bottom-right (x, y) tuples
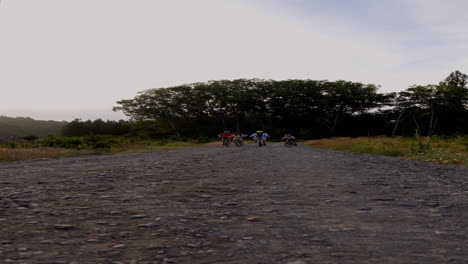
(1, 0), (467, 121)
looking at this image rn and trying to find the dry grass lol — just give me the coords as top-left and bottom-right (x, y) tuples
(306, 137), (405, 150)
(0, 147), (73, 162)
(0, 140), (211, 162)
(112, 141), (203, 153)
(305, 136), (467, 166)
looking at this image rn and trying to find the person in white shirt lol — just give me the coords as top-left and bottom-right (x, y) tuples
(250, 130), (270, 146)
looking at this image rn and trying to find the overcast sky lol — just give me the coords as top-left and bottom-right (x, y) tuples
(1, 0), (467, 121)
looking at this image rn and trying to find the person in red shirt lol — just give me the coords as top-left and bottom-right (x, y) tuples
(218, 131), (235, 145)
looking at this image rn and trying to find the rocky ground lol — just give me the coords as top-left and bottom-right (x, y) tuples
(0, 142), (467, 264)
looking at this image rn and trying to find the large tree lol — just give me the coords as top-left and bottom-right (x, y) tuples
(392, 70), (468, 136)
(114, 79), (392, 138)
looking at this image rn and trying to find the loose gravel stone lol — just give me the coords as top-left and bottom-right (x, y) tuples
(138, 223), (156, 228)
(52, 224), (75, 230)
(112, 244), (126, 249)
(131, 215), (147, 219)
(59, 241), (77, 245)
(247, 216), (261, 222)
(0, 143), (466, 263)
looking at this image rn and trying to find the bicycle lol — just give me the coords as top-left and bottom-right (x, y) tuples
(223, 138), (231, 147)
(284, 138), (297, 147)
(234, 138), (242, 147)
(257, 138), (264, 147)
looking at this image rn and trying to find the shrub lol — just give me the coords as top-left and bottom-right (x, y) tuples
(195, 137), (213, 143)
(21, 135), (39, 142)
(2, 141), (18, 148)
(59, 137), (85, 149)
(40, 134), (60, 147)
(83, 134), (117, 149)
(167, 135), (181, 141)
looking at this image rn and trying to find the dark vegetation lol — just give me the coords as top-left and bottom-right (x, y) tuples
(1, 71), (466, 154)
(111, 71), (467, 138)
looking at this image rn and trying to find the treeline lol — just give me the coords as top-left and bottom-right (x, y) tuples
(0, 116), (66, 138)
(392, 71), (467, 136)
(112, 79), (394, 139)
(62, 71), (468, 139)
(61, 118), (181, 139)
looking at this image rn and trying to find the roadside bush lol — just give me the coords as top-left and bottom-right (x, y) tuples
(83, 134), (117, 149)
(167, 135), (182, 141)
(453, 134), (468, 149)
(38, 134), (118, 149)
(39, 134), (82, 149)
(195, 137), (213, 144)
(1, 141), (18, 148)
(40, 134), (60, 147)
(59, 137), (85, 149)
(413, 130), (431, 152)
(21, 135), (39, 142)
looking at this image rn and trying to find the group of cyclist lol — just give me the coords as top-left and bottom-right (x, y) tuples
(217, 130), (296, 146)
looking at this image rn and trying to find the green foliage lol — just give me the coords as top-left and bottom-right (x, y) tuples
(113, 73), (466, 139)
(392, 71), (468, 136)
(82, 133), (117, 149)
(113, 79), (394, 138)
(453, 134), (468, 147)
(62, 118), (131, 137)
(5, 72), (466, 142)
(442, 70), (468, 89)
(1, 140), (18, 148)
(38, 133), (118, 150)
(195, 137), (215, 144)
(39, 134), (81, 149)
(413, 129), (431, 152)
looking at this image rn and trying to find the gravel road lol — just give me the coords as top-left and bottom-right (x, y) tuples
(0, 143), (467, 264)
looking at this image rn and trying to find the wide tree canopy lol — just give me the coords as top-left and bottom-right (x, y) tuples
(113, 79), (394, 138)
(65, 71), (466, 139)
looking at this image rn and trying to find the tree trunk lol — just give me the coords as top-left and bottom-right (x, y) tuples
(392, 109), (405, 137)
(166, 119), (181, 138)
(412, 115), (422, 135)
(331, 112), (340, 134)
(430, 115), (439, 137)
(428, 109), (435, 136)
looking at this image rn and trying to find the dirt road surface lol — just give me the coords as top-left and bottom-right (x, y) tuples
(0, 143), (467, 263)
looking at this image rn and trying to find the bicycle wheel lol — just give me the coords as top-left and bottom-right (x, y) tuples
(235, 140), (241, 147)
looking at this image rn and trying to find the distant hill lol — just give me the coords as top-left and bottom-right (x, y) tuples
(0, 116), (67, 138)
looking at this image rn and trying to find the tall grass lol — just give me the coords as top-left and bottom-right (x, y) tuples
(305, 135), (467, 166)
(0, 147), (72, 162)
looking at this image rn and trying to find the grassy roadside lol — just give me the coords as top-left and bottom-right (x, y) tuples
(305, 136), (468, 166)
(0, 138), (216, 162)
(0, 147), (74, 162)
(109, 140), (209, 153)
